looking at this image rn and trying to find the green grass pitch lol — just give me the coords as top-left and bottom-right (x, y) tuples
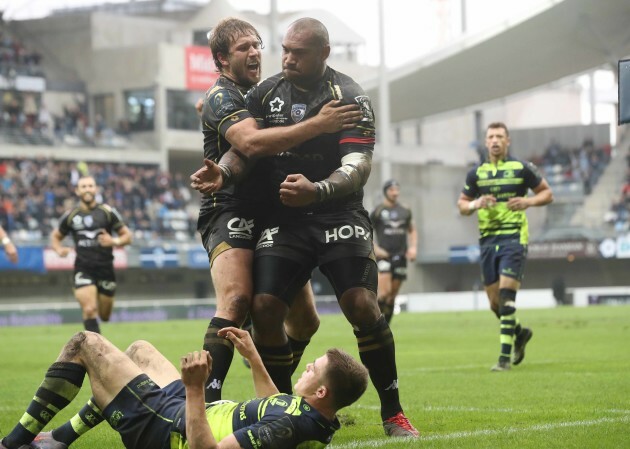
(1, 305), (629, 448)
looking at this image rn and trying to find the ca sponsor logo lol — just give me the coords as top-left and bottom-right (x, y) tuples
(256, 227), (279, 249)
(227, 217), (254, 240)
(75, 272), (92, 286)
(99, 280), (117, 292)
(40, 410), (53, 422)
(324, 225), (370, 243)
(385, 379), (399, 391)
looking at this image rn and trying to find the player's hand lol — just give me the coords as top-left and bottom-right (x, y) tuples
(374, 245), (389, 260)
(97, 231), (115, 247)
(506, 197), (530, 211)
(195, 97), (204, 116)
(218, 327), (258, 362)
(406, 246), (417, 262)
(279, 174), (317, 207)
(315, 100), (363, 133)
(476, 195), (497, 209)
(190, 159), (223, 194)
(4, 242), (18, 264)
(181, 350), (212, 388)
(55, 247), (71, 258)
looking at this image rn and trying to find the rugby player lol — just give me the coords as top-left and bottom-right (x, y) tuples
(457, 122), (553, 371)
(1, 327), (368, 449)
(50, 175), (131, 334)
(0, 224), (18, 264)
(370, 180), (417, 324)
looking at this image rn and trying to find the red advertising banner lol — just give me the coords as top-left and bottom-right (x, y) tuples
(44, 248), (128, 271)
(185, 46), (219, 90)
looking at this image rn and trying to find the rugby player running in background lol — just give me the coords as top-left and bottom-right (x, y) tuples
(370, 179), (417, 324)
(457, 122), (553, 371)
(50, 175), (131, 334)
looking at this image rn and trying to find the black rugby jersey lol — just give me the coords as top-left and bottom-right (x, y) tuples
(200, 75), (263, 212)
(246, 66), (376, 214)
(57, 204), (125, 270)
(370, 202), (413, 256)
(462, 156), (543, 243)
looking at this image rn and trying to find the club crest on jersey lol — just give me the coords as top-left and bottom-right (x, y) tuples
(84, 215), (94, 227)
(291, 104), (306, 123)
(269, 97), (284, 112)
(354, 95), (374, 123)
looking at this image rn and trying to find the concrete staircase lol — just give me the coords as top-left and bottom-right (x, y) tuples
(570, 140), (628, 230)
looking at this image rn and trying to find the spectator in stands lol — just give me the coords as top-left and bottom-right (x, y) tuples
(457, 122), (553, 372)
(0, 223), (17, 263)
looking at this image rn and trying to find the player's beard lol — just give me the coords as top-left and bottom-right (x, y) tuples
(80, 192), (95, 206)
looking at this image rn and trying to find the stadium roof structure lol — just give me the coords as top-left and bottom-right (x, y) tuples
(363, 0), (630, 123)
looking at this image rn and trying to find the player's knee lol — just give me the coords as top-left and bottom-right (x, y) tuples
(224, 294), (250, 321)
(125, 340), (155, 360)
(251, 295), (286, 332)
(61, 331), (99, 360)
(340, 289), (380, 327)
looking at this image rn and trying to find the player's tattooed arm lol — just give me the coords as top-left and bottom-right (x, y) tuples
(314, 151), (372, 202)
(279, 152), (372, 207)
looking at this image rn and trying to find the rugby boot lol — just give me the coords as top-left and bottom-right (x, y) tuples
(31, 433), (67, 449)
(0, 439), (34, 449)
(513, 327), (533, 365)
(382, 411), (420, 437)
(490, 360), (511, 372)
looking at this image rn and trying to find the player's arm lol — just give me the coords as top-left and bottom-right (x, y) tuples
(457, 169), (496, 216)
(225, 100), (362, 158)
(457, 193), (497, 216)
(279, 151), (373, 207)
(182, 350), (221, 449)
(113, 225), (132, 247)
(507, 162), (554, 211)
(507, 179), (553, 211)
(0, 225), (18, 264)
(218, 327), (279, 397)
(50, 229), (71, 257)
(406, 220), (418, 261)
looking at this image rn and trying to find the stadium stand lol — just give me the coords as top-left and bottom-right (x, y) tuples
(0, 158), (198, 242)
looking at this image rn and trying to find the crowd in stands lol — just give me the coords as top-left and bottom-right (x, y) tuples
(604, 149), (630, 233)
(0, 91), (129, 148)
(0, 158), (199, 243)
(530, 139), (611, 195)
(0, 19), (44, 78)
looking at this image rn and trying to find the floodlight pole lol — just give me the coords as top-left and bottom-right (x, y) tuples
(378, 0), (392, 183)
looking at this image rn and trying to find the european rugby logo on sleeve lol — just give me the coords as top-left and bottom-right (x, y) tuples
(355, 95), (374, 123)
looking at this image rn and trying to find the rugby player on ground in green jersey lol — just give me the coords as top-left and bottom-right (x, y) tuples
(457, 122), (553, 372)
(2, 327), (368, 449)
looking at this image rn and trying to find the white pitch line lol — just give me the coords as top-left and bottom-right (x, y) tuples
(328, 415), (630, 449)
(352, 404), (520, 413)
